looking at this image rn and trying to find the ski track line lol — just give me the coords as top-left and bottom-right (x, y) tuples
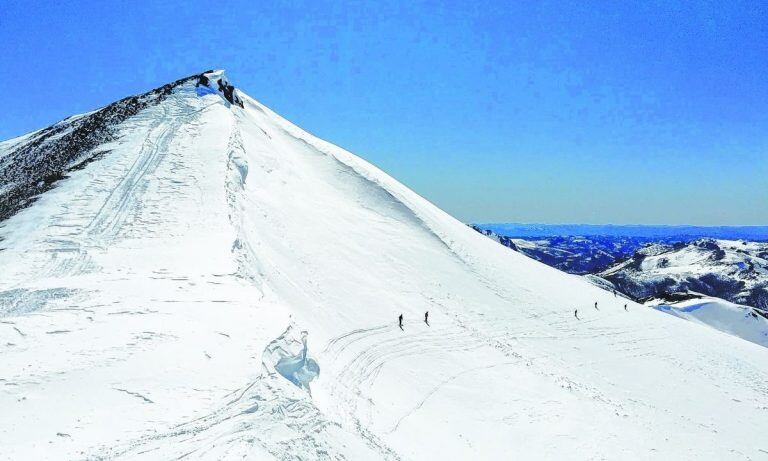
(324, 324), (492, 427)
(31, 99), (211, 284)
(86, 100), (201, 243)
(387, 361), (519, 434)
(325, 306), (626, 407)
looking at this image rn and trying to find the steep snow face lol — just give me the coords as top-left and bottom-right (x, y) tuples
(651, 297), (768, 348)
(0, 74), (196, 221)
(1, 72), (768, 460)
(599, 239), (768, 310)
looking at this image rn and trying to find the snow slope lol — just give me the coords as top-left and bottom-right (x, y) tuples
(1, 71), (767, 460)
(652, 297), (768, 348)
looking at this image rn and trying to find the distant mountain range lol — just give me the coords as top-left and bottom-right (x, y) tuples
(599, 238), (768, 310)
(477, 223), (768, 240)
(472, 224), (768, 313)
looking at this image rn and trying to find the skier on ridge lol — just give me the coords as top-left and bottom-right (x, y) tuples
(398, 314), (404, 331)
(624, 304), (628, 312)
(424, 311), (429, 326)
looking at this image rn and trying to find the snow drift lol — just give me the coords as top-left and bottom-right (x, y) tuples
(0, 71), (767, 460)
(652, 297), (768, 348)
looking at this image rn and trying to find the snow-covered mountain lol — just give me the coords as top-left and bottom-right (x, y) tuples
(599, 238), (768, 310)
(1, 71), (767, 460)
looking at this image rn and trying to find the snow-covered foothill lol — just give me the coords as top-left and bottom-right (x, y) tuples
(651, 296), (768, 348)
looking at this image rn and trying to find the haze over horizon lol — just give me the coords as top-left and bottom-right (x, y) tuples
(474, 222), (768, 228)
(474, 222), (768, 240)
(1, 0), (766, 225)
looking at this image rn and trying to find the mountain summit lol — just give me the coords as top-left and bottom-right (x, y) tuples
(1, 72), (766, 460)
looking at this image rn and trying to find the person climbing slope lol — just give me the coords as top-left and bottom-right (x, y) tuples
(398, 314), (404, 331)
(594, 301), (599, 310)
(424, 311), (429, 326)
(624, 304), (628, 311)
(574, 309), (580, 320)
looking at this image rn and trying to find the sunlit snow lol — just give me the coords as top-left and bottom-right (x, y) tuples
(1, 71), (767, 460)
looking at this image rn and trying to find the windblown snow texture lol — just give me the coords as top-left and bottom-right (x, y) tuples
(0, 70), (767, 460)
(0, 74), (200, 222)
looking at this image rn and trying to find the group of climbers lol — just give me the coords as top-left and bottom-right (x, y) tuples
(398, 311), (429, 330)
(397, 294), (633, 328)
(574, 300), (630, 320)
(397, 297), (635, 330)
(400, 299), (630, 328)
(196, 72), (244, 108)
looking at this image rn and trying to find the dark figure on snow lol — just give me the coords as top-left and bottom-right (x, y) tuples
(624, 304), (628, 312)
(398, 314), (403, 331)
(594, 301), (599, 310)
(574, 309), (580, 320)
(613, 289), (617, 297)
(424, 311), (429, 326)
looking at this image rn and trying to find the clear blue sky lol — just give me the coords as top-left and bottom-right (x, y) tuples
(1, 0), (766, 225)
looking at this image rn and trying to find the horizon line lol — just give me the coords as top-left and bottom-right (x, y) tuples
(472, 222), (768, 228)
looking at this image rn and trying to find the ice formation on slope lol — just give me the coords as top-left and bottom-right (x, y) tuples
(0, 71), (767, 460)
(263, 325), (320, 393)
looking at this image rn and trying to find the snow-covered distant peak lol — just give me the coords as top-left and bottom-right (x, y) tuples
(635, 242), (675, 257)
(598, 238), (768, 309)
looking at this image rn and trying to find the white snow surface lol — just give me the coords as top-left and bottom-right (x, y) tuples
(651, 297), (768, 348)
(1, 73), (768, 460)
